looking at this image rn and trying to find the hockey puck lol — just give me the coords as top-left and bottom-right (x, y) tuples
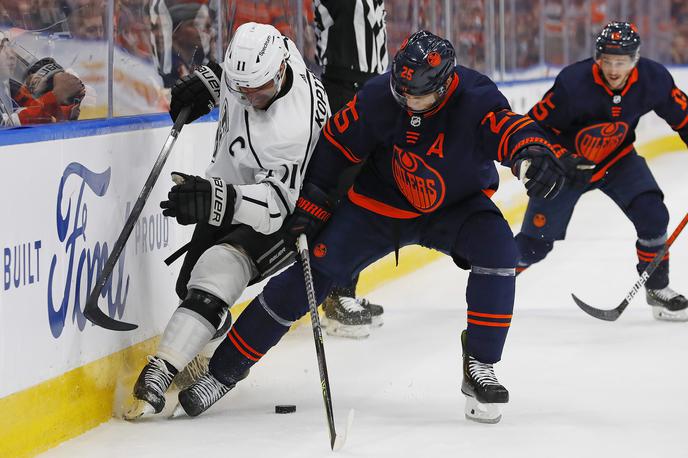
(275, 404), (296, 414)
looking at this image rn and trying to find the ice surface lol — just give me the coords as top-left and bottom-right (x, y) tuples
(40, 152), (688, 458)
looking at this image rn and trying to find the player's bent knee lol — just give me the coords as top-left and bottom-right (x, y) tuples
(515, 232), (553, 265)
(179, 289), (228, 330)
(626, 192), (669, 239)
(460, 213), (518, 268)
(187, 243), (255, 305)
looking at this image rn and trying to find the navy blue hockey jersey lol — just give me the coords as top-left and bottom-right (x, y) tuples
(307, 65), (553, 219)
(529, 57), (688, 182)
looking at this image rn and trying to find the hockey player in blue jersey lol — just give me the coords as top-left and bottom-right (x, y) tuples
(516, 22), (688, 321)
(174, 30), (567, 423)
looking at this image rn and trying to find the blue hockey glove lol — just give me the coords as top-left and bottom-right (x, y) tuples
(512, 144), (565, 199)
(559, 151), (596, 188)
(284, 183), (333, 245)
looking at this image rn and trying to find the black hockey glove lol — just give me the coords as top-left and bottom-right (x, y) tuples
(169, 61), (223, 124)
(160, 172), (236, 228)
(559, 151), (596, 188)
(512, 144), (566, 200)
(284, 183), (333, 245)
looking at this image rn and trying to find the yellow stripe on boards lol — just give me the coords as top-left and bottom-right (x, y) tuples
(0, 337), (159, 458)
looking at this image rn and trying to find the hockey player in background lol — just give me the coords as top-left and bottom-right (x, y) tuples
(314, 0), (389, 338)
(516, 22), (688, 321)
(125, 22), (330, 419)
(174, 30), (567, 424)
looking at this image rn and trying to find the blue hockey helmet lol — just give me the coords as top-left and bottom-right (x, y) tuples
(390, 30), (456, 112)
(594, 22), (641, 61)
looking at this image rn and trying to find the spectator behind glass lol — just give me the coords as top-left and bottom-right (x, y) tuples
(160, 2), (215, 87)
(0, 0), (69, 33)
(117, 0), (154, 59)
(6, 55), (86, 125)
(67, 1), (105, 40)
(0, 33), (20, 126)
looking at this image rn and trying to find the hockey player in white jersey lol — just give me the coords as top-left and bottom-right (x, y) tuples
(126, 22), (330, 419)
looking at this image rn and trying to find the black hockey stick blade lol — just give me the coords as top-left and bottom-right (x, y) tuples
(84, 106), (191, 331)
(84, 300), (138, 330)
(571, 293), (626, 321)
(571, 212), (688, 322)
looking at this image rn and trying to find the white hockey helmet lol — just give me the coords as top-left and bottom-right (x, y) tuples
(224, 22), (289, 107)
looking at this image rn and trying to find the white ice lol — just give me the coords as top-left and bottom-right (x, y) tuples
(40, 152), (688, 458)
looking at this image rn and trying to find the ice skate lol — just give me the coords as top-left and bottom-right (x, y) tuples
(322, 289), (372, 338)
(173, 372), (235, 417)
(461, 331), (508, 424)
(646, 286), (688, 321)
(360, 298), (384, 328)
(124, 355), (177, 420)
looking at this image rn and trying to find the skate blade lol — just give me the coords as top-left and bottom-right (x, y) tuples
(170, 403), (187, 419)
(123, 400), (156, 421)
(652, 306), (688, 322)
(371, 316), (384, 328)
(325, 323), (371, 339)
(464, 396), (502, 424)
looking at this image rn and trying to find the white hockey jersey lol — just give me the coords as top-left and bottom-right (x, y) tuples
(206, 39), (330, 235)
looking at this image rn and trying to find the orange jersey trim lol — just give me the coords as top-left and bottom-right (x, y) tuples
(620, 67), (639, 96)
(590, 144), (634, 182)
(592, 63), (639, 97)
(674, 114), (688, 131)
(509, 137), (554, 162)
(228, 328), (264, 361)
(227, 332), (260, 362)
(482, 189), (496, 198)
(497, 117), (534, 161)
(467, 318), (511, 328)
(592, 63), (614, 96)
(347, 187), (421, 219)
(323, 123), (362, 164)
(637, 248), (670, 262)
(467, 311), (513, 319)
(638, 254), (669, 262)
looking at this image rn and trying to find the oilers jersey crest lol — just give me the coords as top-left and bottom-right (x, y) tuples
(307, 65), (554, 218)
(529, 57), (688, 182)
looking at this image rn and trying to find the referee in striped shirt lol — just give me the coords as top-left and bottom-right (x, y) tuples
(313, 0), (388, 338)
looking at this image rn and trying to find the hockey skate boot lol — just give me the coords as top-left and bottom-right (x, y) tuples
(322, 290), (372, 338)
(646, 286), (688, 321)
(125, 355), (178, 420)
(360, 298), (384, 328)
(175, 372), (236, 417)
(460, 331), (508, 424)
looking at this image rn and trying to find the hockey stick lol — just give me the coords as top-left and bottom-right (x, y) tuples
(572, 212), (688, 321)
(297, 234), (352, 451)
(83, 106), (191, 331)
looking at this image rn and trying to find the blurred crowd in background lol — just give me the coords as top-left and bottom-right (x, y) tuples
(1, 0), (688, 128)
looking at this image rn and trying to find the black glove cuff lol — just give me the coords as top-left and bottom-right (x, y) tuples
(296, 196), (332, 223)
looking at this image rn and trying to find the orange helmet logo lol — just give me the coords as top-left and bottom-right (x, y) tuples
(399, 37), (409, 51)
(427, 52), (441, 67)
(630, 23), (638, 33)
(611, 32), (621, 40)
(533, 213), (547, 228)
(314, 243), (327, 258)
